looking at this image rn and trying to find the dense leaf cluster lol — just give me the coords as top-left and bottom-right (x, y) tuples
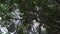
(0, 0), (60, 34)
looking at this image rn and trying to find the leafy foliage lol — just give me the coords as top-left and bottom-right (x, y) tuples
(0, 0), (60, 34)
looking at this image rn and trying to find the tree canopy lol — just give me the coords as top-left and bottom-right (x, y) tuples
(0, 0), (60, 34)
